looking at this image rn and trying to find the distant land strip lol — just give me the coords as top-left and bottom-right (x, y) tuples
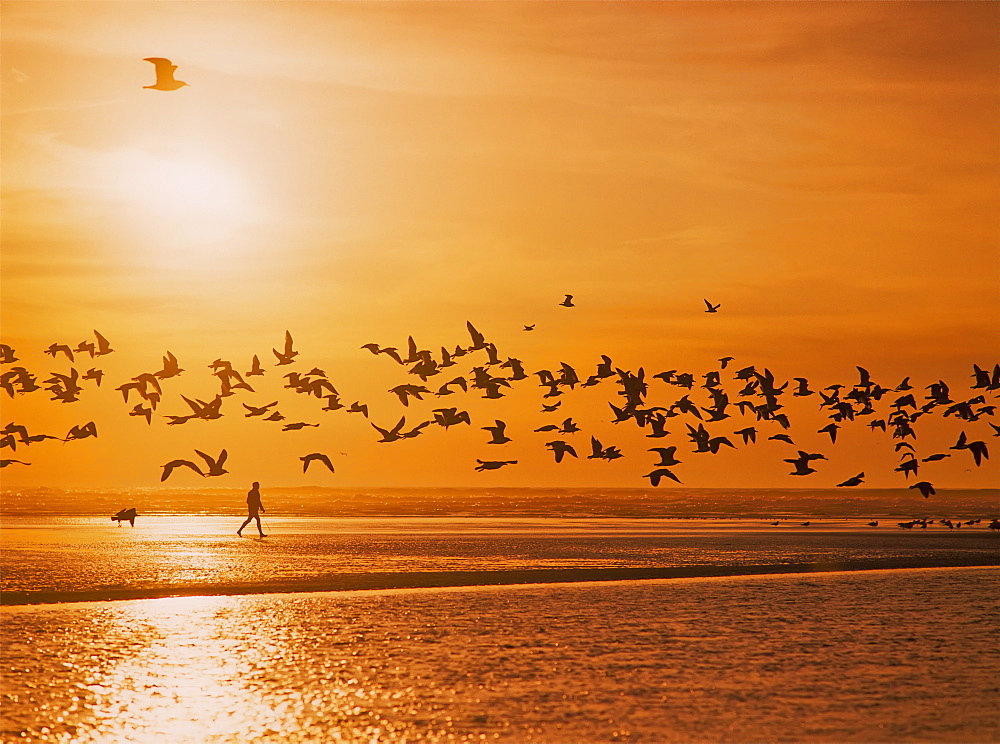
(3, 557), (998, 607)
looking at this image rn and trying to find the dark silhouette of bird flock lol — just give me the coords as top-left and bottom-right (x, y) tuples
(2, 291), (997, 533)
(4, 59), (998, 534)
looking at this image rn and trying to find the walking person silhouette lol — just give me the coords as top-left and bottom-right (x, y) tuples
(237, 481), (266, 537)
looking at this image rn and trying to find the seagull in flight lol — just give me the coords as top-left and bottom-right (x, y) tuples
(836, 472), (864, 487)
(644, 468), (682, 486)
(475, 459), (518, 471)
(559, 295), (574, 307)
(301, 453), (336, 474)
(194, 449), (229, 477)
(703, 299), (721, 313)
(272, 330), (298, 365)
(143, 58), (189, 91)
(160, 459), (204, 481)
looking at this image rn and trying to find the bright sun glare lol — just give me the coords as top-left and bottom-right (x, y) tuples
(107, 149), (255, 254)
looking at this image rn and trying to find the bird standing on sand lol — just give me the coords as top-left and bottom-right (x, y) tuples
(112, 507), (138, 527)
(143, 58), (189, 91)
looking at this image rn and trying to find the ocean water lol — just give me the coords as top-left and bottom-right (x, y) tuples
(3, 486), (998, 520)
(2, 569), (999, 743)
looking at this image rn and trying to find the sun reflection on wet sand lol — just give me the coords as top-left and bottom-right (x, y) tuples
(63, 597), (272, 742)
(17, 594), (447, 743)
(2, 569), (998, 743)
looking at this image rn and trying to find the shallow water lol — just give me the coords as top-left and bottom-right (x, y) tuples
(2, 517), (997, 602)
(2, 568), (998, 743)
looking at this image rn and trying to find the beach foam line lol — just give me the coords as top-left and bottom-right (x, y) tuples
(3, 556), (998, 606)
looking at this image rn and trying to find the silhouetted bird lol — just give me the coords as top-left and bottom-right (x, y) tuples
(361, 343), (403, 364)
(909, 481), (936, 498)
(44, 343), (74, 362)
(143, 57), (189, 91)
(921, 453), (950, 462)
(346, 401), (369, 417)
(246, 355), (265, 377)
(301, 453), (335, 474)
(867, 520), (879, 527)
(112, 507), (138, 527)
(282, 422), (319, 431)
(65, 422), (97, 441)
(894, 458), (918, 478)
(559, 295), (574, 307)
(818, 423), (839, 444)
(965, 440), (989, 467)
(482, 419), (512, 444)
(703, 299), (720, 313)
(372, 416), (407, 443)
(475, 459), (517, 471)
(161, 459), (203, 481)
(545, 440), (578, 463)
(588, 437), (623, 461)
(431, 407), (471, 429)
(272, 330), (298, 365)
(523, 324), (535, 331)
(644, 468), (682, 486)
(195, 449), (229, 477)
(789, 378), (812, 397)
(243, 401), (278, 417)
(784, 450), (826, 476)
(836, 472), (864, 487)
(648, 446), (681, 467)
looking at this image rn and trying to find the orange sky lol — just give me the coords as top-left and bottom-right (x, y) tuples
(2, 1), (998, 490)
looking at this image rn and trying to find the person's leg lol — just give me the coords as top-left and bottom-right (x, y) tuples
(238, 516), (252, 535)
(254, 515), (265, 536)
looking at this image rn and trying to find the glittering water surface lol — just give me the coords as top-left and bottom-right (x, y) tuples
(2, 568), (998, 743)
(2, 517), (997, 601)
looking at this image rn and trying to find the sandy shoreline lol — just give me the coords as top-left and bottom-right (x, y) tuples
(4, 555), (997, 606)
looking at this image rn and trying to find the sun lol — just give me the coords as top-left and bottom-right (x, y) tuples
(106, 148), (257, 253)
(129, 158), (245, 220)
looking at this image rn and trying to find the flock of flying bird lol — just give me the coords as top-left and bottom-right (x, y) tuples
(1, 296), (998, 524)
(5, 60), (995, 532)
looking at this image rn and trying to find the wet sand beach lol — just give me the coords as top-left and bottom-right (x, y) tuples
(2, 516), (998, 741)
(2, 517), (997, 605)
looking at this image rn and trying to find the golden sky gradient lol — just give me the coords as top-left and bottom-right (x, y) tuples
(2, 1), (998, 490)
